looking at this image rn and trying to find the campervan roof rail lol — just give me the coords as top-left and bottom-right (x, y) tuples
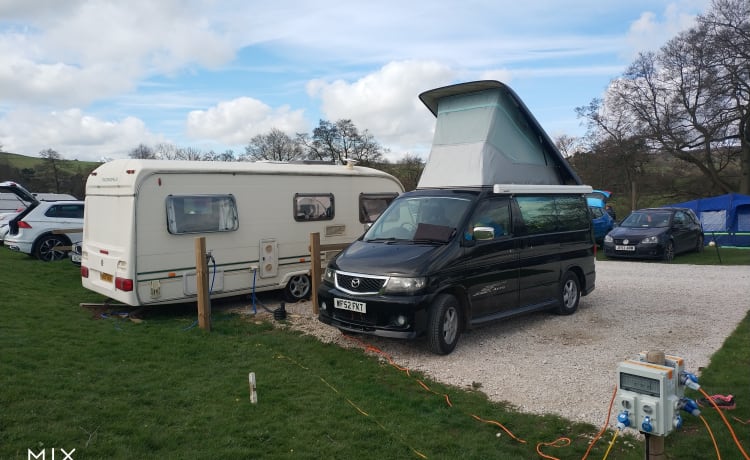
(493, 184), (593, 194)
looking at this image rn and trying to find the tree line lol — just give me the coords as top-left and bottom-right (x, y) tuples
(568, 0), (749, 210)
(128, 118), (426, 190)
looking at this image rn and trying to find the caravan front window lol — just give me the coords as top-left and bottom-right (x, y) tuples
(359, 193), (399, 223)
(166, 195), (239, 234)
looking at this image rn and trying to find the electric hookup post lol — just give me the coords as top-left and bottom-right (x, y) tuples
(614, 350), (701, 459)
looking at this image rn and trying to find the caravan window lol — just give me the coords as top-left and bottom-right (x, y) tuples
(359, 193), (399, 223)
(166, 195), (239, 234)
(294, 193), (334, 221)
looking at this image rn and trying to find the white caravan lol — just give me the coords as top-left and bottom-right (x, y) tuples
(81, 159), (403, 306)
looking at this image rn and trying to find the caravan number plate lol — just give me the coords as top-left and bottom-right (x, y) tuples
(335, 298), (366, 313)
(100, 272), (113, 283)
(615, 245), (636, 251)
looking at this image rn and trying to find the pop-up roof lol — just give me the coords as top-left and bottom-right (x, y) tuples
(417, 80), (582, 189)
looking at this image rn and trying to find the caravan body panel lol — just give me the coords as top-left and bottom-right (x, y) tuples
(81, 159), (403, 306)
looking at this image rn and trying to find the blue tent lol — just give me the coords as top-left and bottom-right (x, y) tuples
(666, 193), (750, 247)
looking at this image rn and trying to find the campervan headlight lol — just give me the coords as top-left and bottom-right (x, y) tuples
(323, 267), (335, 285)
(383, 276), (426, 294)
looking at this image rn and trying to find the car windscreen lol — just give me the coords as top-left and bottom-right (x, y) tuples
(620, 211), (672, 228)
(364, 196), (472, 243)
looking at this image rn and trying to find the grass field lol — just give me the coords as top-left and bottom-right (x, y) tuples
(1, 249), (748, 459)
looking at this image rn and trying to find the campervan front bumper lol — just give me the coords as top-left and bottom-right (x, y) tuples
(317, 286), (432, 339)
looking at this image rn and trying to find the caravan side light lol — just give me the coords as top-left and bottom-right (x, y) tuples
(115, 277), (133, 291)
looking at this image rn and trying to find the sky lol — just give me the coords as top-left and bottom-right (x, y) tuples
(0, 0), (712, 163)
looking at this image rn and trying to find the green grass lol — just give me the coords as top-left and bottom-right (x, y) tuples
(1, 250), (748, 459)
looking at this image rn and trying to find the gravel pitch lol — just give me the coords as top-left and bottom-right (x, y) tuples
(268, 260), (750, 428)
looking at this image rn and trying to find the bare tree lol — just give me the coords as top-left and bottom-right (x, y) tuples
(298, 119), (385, 165)
(243, 128), (303, 162)
(129, 144), (157, 159)
(700, 0), (750, 193)
(38, 148), (63, 192)
(594, 0), (750, 194)
(553, 134), (581, 158)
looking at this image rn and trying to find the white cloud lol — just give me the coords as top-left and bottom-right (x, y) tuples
(185, 97), (308, 145)
(308, 61), (457, 158)
(0, 0), (235, 107)
(0, 108), (161, 161)
(623, 1), (708, 58)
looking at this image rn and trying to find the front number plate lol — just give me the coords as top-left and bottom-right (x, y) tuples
(615, 245), (636, 251)
(334, 298), (366, 313)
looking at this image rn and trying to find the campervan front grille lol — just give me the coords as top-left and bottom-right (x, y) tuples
(335, 272), (386, 294)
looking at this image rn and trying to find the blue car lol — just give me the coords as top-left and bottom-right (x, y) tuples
(588, 196), (614, 245)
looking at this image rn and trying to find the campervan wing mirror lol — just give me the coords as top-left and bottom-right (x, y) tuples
(473, 226), (495, 241)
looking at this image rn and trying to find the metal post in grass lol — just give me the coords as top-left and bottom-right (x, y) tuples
(195, 237), (211, 331)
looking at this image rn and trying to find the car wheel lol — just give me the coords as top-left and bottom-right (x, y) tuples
(555, 271), (580, 315)
(283, 274), (311, 302)
(663, 240), (675, 262)
(696, 234), (704, 253)
(34, 235), (68, 261)
(427, 294), (461, 355)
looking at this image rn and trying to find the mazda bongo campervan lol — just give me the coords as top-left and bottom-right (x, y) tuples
(317, 81), (596, 354)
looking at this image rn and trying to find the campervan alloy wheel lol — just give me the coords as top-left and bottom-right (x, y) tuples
(35, 235), (68, 262)
(427, 294), (461, 355)
(555, 271), (580, 315)
(283, 274), (311, 302)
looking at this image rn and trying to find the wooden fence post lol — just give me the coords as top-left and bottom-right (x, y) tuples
(309, 232), (322, 315)
(195, 237), (211, 331)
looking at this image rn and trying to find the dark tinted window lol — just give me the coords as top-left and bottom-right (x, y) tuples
(515, 195), (588, 235)
(45, 204), (84, 219)
(556, 196), (590, 231)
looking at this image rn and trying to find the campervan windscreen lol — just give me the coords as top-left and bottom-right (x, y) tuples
(364, 196), (471, 242)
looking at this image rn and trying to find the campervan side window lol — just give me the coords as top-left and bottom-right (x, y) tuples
(294, 193), (334, 222)
(166, 195), (239, 234)
(515, 195), (588, 235)
(359, 193), (399, 223)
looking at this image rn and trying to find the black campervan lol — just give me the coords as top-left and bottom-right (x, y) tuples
(317, 81), (596, 354)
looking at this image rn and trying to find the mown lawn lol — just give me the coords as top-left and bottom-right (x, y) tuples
(1, 250), (747, 459)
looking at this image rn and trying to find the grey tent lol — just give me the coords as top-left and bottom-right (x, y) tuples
(417, 80), (582, 189)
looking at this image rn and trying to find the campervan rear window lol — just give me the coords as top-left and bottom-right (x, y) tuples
(166, 195), (239, 234)
(359, 193), (399, 223)
(515, 195), (589, 235)
(294, 193), (334, 222)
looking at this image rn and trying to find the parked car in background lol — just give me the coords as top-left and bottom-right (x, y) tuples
(0, 210), (22, 242)
(0, 181), (83, 261)
(587, 196), (614, 245)
(603, 207), (703, 261)
(69, 241), (82, 265)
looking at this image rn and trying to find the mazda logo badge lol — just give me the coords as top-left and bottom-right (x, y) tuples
(351, 278), (360, 288)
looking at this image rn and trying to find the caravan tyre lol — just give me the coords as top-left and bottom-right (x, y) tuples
(427, 294), (461, 355)
(283, 274), (311, 302)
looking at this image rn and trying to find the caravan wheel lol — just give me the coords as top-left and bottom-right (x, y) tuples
(284, 274), (311, 302)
